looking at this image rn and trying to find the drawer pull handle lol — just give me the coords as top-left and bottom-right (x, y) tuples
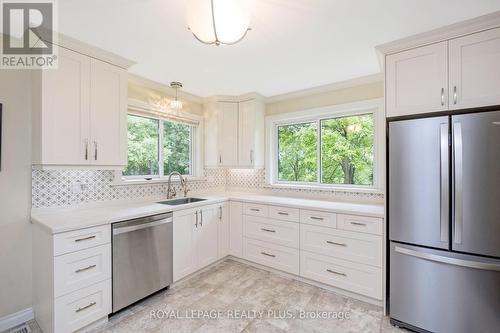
(350, 222), (367, 227)
(250, 208), (260, 212)
(74, 235), (96, 242)
(326, 269), (347, 277)
(75, 264), (97, 273)
(310, 216), (324, 221)
(261, 228), (276, 233)
(261, 251), (276, 258)
(326, 241), (347, 247)
(277, 212), (289, 216)
(75, 302), (96, 313)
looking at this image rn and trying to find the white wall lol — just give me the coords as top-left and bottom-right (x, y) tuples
(0, 69), (33, 317)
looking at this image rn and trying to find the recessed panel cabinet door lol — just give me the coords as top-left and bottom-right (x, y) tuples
(197, 206), (219, 268)
(40, 47), (90, 165)
(386, 41), (448, 117)
(218, 203), (230, 259)
(173, 211), (197, 282)
(238, 100), (256, 167)
(449, 27), (500, 110)
(217, 102), (239, 166)
(90, 59), (127, 166)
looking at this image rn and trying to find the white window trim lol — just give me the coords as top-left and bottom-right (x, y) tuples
(265, 98), (385, 193)
(113, 100), (205, 186)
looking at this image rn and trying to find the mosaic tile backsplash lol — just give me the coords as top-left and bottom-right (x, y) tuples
(32, 168), (384, 208)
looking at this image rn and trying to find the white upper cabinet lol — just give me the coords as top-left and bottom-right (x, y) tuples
(34, 47), (91, 165)
(238, 99), (265, 168)
(204, 96), (265, 168)
(217, 102), (239, 167)
(90, 59), (127, 166)
(33, 43), (132, 168)
(449, 27), (500, 110)
(386, 41), (448, 117)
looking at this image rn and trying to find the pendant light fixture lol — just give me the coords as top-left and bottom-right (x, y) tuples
(169, 82), (183, 111)
(186, 0), (252, 46)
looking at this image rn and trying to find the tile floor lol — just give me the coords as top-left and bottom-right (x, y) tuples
(10, 259), (408, 333)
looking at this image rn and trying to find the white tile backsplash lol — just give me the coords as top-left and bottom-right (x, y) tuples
(32, 168), (383, 208)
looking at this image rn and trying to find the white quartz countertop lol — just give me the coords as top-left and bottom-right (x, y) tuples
(31, 191), (384, 234)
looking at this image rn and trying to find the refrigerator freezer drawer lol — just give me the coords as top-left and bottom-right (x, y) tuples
(390, 242), (500, 333)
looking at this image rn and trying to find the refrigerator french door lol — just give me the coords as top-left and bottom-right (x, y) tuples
(388, 110), (500, 333)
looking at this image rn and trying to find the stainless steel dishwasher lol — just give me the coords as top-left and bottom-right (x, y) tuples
(112, 212), (173, 313)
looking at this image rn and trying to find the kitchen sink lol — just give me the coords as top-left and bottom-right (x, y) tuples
(157, 197), (207, 206)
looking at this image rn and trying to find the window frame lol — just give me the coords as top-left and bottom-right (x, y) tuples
(116, 99), (204, 184)
(266, 99), (384, 192)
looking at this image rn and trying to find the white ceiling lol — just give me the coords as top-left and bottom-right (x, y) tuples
(58, 0), (500, 97)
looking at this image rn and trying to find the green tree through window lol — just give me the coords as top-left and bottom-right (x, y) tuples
(277, 114), (374, 186)
(124, 114), (193, 177)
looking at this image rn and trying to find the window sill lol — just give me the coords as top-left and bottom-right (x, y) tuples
(263, 183), (384, 194)
(111, 176), (207, 186)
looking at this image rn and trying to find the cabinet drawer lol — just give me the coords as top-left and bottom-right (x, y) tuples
(244, 215), (299, 249)
(337, 214), (383, 235)
(54, 279), (111, 333)
(300, 209), (337, 228)
(243, 203), (269, 217)
(243, 238), (299, 275)
(54, 225), (111, 256)
(54, 244), (111, 297)
(300, 224), (382, 267)
(300, 251), (382, 300)
(268, 206), (300, 222)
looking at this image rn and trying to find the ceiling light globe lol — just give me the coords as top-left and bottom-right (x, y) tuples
(186, 0), (252, 45)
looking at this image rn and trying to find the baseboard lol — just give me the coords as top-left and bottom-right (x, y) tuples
(0, 307), (34, 332)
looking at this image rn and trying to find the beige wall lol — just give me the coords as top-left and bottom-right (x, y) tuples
(0, 69), (33, 317)
(265, 81), (383, 116)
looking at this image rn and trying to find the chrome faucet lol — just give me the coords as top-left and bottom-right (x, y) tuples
(166, 171), (188, 199)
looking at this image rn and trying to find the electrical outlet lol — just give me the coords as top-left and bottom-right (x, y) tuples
(71, 181), (85, 194)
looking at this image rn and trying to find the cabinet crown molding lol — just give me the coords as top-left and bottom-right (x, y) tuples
(48, 32), (135, 69)
(376, 10), (500, 56)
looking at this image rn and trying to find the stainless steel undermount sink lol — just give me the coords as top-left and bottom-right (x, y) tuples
(157, 197), (207, 206)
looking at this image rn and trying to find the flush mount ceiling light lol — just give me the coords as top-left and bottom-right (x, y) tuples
(169, 82), (183, 111)
(186, 0), (252, 46)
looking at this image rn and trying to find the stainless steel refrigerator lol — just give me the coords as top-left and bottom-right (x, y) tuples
(388, 110), (500, 333)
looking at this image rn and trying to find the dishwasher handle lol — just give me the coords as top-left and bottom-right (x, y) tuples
(113, 217), (172, 235)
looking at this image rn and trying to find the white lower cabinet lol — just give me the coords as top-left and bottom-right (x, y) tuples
(243, 238), (300, 275)
(54, 279), (111, 333)
(229, 201), (244, 257)
(300, 251), (382, 300)
(233, 201), (384, 301)
(33, 224), (112, 333)
(173, 204), (219, 282)
(218, 202), (230, 259)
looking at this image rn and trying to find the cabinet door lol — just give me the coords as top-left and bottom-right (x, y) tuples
(173, 210), (197, 281)
(40, 47), (90, 165)
(90, 59), (127, 166)
(449, 27), (500, 110)
(229, 201), (243, 257)
(238, 100), (256, 167)
(217, 102), (239, 166)
(197, 206), (219, 268)
(386, 41), (448, 117)
(218, 203), (230, 259)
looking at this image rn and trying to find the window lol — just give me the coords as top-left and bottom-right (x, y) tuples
(269, 100), (382, 189)
(124, 114), (194, 178)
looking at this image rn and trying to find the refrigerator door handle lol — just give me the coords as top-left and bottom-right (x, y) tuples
(453, 122), (463, 244)
(440, 123), (449, 242)
(395, 246), (500, 271)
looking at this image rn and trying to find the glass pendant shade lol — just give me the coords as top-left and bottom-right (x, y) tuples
(186, 0), (252, 45)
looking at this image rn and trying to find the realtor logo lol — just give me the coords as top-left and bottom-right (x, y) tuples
(1, 0), (58, 68)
